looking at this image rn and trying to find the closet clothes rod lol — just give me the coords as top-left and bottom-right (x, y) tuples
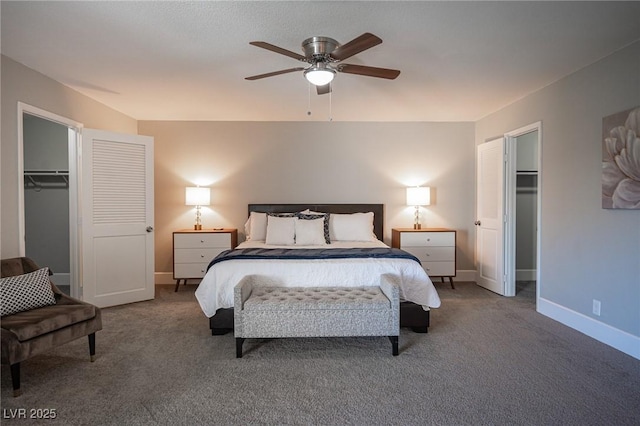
(516, 188), (537, 194)
(24, 170), (69, 189)
(516, 170), (538, 175)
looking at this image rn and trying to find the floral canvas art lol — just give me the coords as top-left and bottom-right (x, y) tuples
(602, 106), (640, 209)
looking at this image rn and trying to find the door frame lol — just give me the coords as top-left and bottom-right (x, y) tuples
(17, 102), (83, 298)
(503, 122), (542, 300)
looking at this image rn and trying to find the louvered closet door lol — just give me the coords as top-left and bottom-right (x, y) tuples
(81, 129), (154, 307)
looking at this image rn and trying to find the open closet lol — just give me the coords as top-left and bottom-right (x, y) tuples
(515, 130), (538, 293)
(23, 113), (71, 294)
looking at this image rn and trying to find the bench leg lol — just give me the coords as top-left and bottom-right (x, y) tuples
(389, 336), (399, 356)
(10, 363), (21, 397)
(236, 338), (245, 358)
(88, 333), (96, 362)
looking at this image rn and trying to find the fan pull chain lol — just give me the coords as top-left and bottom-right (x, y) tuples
(307, 82), (312, 116)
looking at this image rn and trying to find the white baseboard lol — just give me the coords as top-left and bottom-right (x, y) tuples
(155, 272), (204, 286)
(516, 269), (536, 281)
(155, 272), (174, 285)
(154, 267), (637, 359)
(455, 270), (476, 282)
(51, 272), (70, 286)
(538, 297), (639, 360)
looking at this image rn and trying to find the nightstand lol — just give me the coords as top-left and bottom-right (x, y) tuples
(392, 228), (457, 289)
(172, 229), (238, 292)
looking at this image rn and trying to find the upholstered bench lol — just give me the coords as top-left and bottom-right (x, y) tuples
(234, 275), (400, 357)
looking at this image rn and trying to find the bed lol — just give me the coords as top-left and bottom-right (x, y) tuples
(195, 204), (441, 335)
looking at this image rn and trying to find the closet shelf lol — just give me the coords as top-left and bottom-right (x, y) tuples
(24, 170), (69, 190)
(24, 170), (69, 176)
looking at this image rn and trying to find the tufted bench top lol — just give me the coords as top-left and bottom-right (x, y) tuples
(243, 286), (390, 312)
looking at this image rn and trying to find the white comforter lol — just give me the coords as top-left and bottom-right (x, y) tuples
(195, 240), (441, 317)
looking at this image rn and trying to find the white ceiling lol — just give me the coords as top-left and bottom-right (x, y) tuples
(2, 1), (639, 122)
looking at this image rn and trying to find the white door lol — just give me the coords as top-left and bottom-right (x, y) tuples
(81, 129), (154, 307)
(475, 138), (507, 295)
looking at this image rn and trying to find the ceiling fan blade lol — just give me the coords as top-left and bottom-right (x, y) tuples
(249, 41), (306, 61)
(338, 64), (401, 80)
(245, 67), (305, 80)
(316, 83), (331, 95)
(330, 33), (382, 61)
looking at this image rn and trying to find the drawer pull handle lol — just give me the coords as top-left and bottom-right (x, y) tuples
(200, 254), (205, 258)
(200, 240), (205, 243)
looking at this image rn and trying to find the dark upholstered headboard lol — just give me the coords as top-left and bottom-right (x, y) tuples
(248, 204), (384, 241)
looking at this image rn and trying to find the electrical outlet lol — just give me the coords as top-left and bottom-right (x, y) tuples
(593, 299), (601, 316)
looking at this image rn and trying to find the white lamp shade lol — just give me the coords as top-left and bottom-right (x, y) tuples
(185, 187), (210, 206)
(406, 187), (431, 206)
(304, 68), (335, 86)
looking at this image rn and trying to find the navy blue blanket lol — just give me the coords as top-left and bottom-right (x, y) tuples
(207, 247), (421, 272)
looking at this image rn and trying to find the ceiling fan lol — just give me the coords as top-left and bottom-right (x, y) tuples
(245, 33), (401, 95)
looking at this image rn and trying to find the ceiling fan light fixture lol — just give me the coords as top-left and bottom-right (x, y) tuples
(304, 65), (335, 86)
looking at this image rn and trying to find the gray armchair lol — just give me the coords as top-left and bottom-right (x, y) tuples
(1, 257), (102, 397)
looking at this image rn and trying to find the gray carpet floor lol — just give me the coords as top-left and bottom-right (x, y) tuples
(1, 281), (639, 425)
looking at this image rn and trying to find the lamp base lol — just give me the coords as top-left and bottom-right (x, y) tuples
(194, 224), (202, 230)
(413, 224), (422, 230)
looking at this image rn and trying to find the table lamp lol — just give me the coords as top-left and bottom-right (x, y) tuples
(406, 186), (430, 229)
(185, 186), (210, 230)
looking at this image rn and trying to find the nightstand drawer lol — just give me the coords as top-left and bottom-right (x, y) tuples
(402, 246), (455, 262)
(423, 261), (455, 276)
(400, 232), (454, 247)
(172, 229), (237, 291)
(174, 263), (210, 279)
(174, 233), (230, 248)
(174, 248), (227, 264)
(392, 228), (457, 288)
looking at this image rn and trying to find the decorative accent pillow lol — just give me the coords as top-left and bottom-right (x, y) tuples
(265, 215), (296, 245)
(294, 217), (327, 246)
(329, 212), (376, 242)
(297, 213), (331, 244)
(1, 267), (56, 316)
(269, 212), (297, 217)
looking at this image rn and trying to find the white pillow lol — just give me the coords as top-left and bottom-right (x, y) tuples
(265, 215), (296, 245)
(329, 212), (376, 242)
(243, 216), (251, 240)
(247, 212), (268, 241)
(1, 267), (56, 316)
(295, 217), (327, 246)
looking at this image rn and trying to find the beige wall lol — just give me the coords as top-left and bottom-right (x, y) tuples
(138, 121), (476, 275)
(1, 56), (137, 257)
(476, 42), (640, 340)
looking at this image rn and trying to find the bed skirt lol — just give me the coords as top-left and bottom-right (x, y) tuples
(209, 301), (430, 335)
